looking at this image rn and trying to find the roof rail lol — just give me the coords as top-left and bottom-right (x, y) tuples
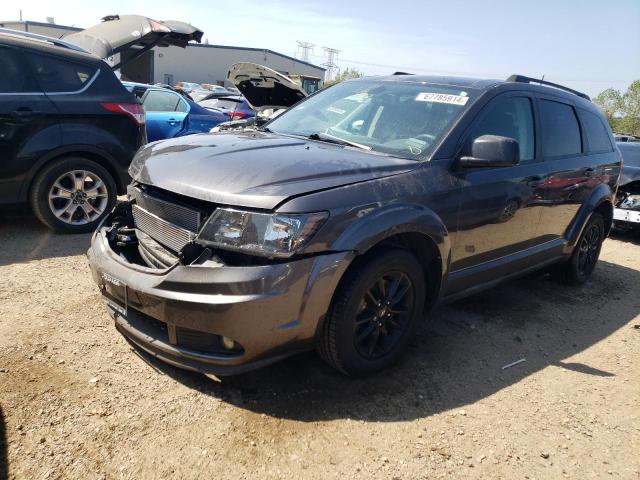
(393, 71), (414, 75)
(506, 74), (590, 101)
(0, 27), (87, 53)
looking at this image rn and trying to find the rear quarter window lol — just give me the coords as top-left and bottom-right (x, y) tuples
(539, 99), (582, 157)
(26, 52), (97, 93)
(580, 109), (613, 153)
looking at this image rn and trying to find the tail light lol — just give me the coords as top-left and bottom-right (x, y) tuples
(101, 103), (145, 125)
(149, 19), (171, 33)
(227, 111), (246, 120)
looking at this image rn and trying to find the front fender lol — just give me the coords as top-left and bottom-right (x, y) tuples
(330, 203), (450, 278)
(565, 182), (614, 248)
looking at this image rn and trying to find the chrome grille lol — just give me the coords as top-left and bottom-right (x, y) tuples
(132, 205), (195, 253)
(129, 186), (201, 231)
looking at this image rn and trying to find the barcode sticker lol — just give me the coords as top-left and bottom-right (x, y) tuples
(415, 92), (469, 105)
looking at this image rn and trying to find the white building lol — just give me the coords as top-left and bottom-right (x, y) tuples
(0, 20), (325, 93)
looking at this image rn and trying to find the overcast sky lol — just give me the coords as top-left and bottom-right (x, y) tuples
(2, 0), (639, 97)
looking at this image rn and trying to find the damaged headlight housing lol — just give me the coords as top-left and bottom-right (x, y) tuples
(196, 209), (328, 257)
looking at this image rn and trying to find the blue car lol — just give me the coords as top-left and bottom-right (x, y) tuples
(122, 82), (229, 142)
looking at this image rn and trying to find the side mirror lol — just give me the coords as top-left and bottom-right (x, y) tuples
(459, 135), (520, 168)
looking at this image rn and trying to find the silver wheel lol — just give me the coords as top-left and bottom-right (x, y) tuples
(47, 170), (109, 225)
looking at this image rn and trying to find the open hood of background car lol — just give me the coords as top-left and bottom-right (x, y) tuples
(227, 62), (307, 112)
(65, 15), (203, 67)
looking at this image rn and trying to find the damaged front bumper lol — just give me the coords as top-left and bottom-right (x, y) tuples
(614, 190), (640, 224)
(87, 206), (353, 375)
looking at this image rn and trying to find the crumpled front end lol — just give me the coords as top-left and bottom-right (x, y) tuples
(614, 180), (640, 226)
(86, 186), (353, 375)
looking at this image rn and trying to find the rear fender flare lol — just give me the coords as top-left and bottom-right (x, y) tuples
(564, 183), (614, 249)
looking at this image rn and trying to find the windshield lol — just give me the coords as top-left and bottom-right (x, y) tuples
(267, 79), (478, 159)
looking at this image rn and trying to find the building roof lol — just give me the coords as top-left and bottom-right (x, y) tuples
(0, 20), (82, 32)
(189, 43), (325, 72)
(0, 20), (325, 72)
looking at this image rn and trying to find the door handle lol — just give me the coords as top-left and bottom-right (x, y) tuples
(166, 118), (178, 125)
(583, 167), (595, 177)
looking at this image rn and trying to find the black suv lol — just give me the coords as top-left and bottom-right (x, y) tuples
(0, 16), (202, 232)
(88, 74), (621, 376)
(0, 30), (145, 232)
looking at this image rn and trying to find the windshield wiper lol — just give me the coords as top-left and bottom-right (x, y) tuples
(308, 132), (371, 151)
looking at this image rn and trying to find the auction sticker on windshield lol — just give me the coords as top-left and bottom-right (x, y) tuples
(415, 92), (469, 105)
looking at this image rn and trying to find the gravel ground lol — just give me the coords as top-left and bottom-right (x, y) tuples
(0, 214), (639, 480)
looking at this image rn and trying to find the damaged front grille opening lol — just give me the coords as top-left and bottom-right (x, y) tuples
(617, 181), (640, 210)
(105, 200), (301, 268)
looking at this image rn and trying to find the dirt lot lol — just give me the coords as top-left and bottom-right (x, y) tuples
(0, 214), (638, 480)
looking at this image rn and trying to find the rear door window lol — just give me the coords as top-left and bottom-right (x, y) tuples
(25, 52), (97, 93)
(143, 90), (182, 112)
(466, 96), (535, 161)
(539, 100), (582, 157)
(580, 109), (613, 153)
(0, 46), (39, 93)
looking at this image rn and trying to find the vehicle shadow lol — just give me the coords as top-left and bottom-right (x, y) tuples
(0, 213), (91, 267)
(609, 227), (640, 246)
(0, 405), (7, 480)
(138, 259), (639, 422)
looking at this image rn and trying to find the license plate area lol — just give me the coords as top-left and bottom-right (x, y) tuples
(100, 272), (128, 317)
(614, 208), (640, 223)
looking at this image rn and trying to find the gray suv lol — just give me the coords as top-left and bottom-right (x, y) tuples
(87, 74), (621, 376)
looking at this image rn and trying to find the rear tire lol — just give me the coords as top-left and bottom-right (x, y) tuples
(30, 157), (117, 234)
(317, 249), (426, 376)
(560, 211), (605, 285)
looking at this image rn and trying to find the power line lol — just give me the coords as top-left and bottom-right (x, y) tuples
(306, 53), (632, 84)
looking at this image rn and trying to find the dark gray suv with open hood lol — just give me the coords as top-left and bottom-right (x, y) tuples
(88, 74), (621, 376)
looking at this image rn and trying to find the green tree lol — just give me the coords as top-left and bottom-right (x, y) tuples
(323, 68), (364, 88)
(594, 81), (640, 135)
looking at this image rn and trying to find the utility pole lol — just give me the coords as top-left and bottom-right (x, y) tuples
(296, 41), (315, 62)
(322, 47), (340, 81)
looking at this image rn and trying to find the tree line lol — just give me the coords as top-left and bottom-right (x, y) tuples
(594, 81), (640, 136)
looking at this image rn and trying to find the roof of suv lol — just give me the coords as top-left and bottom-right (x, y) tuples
(0, 30), (101, 64)
(371, 73), (593, 106)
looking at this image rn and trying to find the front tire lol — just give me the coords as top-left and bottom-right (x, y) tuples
(30, 157), (116, 233)
(560, 211), (605, 285)
(317, 249), (426, 376)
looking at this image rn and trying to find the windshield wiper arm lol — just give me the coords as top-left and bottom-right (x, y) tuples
(308, 132), (371, 151)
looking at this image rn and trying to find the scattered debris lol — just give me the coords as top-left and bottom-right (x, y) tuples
(502, 358), (527, 370)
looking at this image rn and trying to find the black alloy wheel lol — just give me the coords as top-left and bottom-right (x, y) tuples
(560, 211), (605, 285)
(353, 271), (415, 360)
(317, 249), (426, 376)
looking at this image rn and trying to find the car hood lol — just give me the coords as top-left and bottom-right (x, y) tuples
(227, 63), (307, 112)
(65, 15), (203, 61)
(128, 132), (417, 209)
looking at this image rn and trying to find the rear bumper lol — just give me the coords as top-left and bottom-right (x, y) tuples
(87, 223), (353, 375)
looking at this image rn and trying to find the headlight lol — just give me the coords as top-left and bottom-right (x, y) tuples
(196, 209), (328, 257)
